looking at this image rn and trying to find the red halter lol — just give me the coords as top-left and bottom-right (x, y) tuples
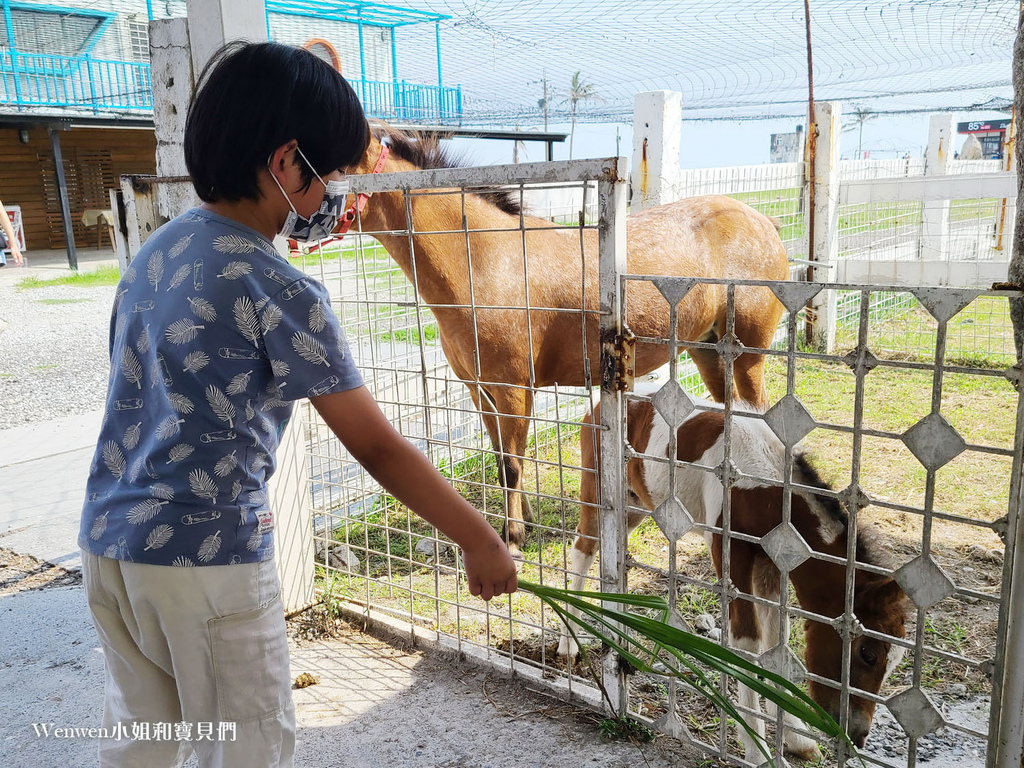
(335, 142), (390, 238)
(288, 142), (390, 256)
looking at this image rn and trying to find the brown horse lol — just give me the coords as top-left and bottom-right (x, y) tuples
(559, 392), (909, 760)
(349, 129), (790, 556)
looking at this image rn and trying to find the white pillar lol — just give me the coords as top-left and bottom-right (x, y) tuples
(631, 91), (682, 211)
(807, 101), (841, 354)
(149, 18), (198, 219)
(921, 114), (954, 261)
(185, 0), (268, 76)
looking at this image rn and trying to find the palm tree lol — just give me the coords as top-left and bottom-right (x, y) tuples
(843, 106), (878, 159)
(562, 71), (601, 159)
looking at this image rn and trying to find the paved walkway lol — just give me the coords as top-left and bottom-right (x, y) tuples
(0, 411), (101, 571)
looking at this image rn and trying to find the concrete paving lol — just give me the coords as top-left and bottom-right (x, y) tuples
(0, 411), (102, 573)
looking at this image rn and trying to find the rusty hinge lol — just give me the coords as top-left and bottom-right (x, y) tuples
(600, 325), (636, 392)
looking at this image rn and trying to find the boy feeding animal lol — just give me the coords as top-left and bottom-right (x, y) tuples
(78, 42), (517, 768)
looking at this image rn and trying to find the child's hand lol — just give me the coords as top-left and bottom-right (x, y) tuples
(462, 531), (519, 601)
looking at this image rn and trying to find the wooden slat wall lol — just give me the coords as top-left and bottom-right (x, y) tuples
(0, 125), (156, 249)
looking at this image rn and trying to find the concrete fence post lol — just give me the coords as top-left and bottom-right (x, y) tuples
(921, 113), (954, 262)
(631, 91), (682, 211)
(149, 18), (198, 220)
(806, 100), (841, 354)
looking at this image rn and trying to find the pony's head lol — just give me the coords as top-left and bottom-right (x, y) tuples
(804, 575), (909, 747)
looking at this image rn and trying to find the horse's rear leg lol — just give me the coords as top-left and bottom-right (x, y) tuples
(733, 290), (785, 408)
(477, 385), (534, 559)
(689, 330), (773, 409)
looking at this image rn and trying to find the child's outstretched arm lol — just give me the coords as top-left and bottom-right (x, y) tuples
(311, 386), (518, 601)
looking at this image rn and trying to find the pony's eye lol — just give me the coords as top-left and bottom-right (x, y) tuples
(860, 645), (879, 666)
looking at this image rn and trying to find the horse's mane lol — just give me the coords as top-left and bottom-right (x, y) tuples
(793, 452), (886, 568)
(373, 125), (524, 217)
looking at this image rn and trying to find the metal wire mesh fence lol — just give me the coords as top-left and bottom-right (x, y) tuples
(280, 155), (1024, 767)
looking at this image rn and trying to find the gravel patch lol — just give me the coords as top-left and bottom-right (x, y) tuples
(0, 283), (114, 430)
(863, 692), (989, 767)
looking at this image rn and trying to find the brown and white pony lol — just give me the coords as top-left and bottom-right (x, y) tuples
(558, 392), (909, 760)
(349, 129), (791, 557)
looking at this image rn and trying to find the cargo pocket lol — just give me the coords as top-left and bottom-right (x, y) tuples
(209, 594), (290, 723)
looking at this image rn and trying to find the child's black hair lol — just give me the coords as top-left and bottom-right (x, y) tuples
(185, 41), (369, 203)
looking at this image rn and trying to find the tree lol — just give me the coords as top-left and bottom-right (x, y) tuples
(843, 106), (878, 158)
(562, 71), (602, 159)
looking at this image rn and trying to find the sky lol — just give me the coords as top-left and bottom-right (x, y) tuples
(448, 109), (1012, 171)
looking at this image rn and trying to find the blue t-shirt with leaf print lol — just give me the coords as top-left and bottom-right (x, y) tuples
(79, 208), (362, 566)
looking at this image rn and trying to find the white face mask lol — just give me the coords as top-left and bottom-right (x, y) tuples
(268, 146), (350, 242)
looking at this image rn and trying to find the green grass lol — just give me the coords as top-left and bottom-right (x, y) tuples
(17, 264), (120, 289)
(378, 323), (440, 344)
(34, 297), (93, 305)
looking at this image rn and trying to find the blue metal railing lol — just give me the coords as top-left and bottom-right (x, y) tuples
(0, 50), (463, 124)
(0, 50), (152, 113)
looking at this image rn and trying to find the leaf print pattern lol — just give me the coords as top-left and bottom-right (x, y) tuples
(246, 526), (263, 552)
(144, 524), (174, 551)
(250, 452), (269, 473)
(214, 451), (238, 477)
(231, 480), (243, 502)
(166, 443), (195, 463)
(150, 482), (174, 500)
(136, 326), (151, 355)
(205, 385), (236, 427)
(123, 422), (142, 450)
(90, 511), (109, 541)
(123, 265), (137, 284)
(248, 488), (267, 507)
(262, 398), (289, 411)
(121, 346), (143, 390)
(226, 370), (252, 396)
(291, 331), (329, 365)
(217, 260), (253, 280)
(167, 262), (192, 290)
(308, 299), (328, 333)
(188, 468), (219, 501)
(214, 235), (257, 255)
(155, 415), (184, 441)
(165, 319), (205, 345)
(234, 297), (261, 346)
(270, 359), (290, 378)
(261, 303), (283, 334)
(167, 392), (195, 414)
(127, 498), (168, 525)
(198, 531), (222, 563)
(188, 296), (217, 322)
(182, 350), (210, 374)
(171, 556), (195, 567)
(102, 441), (126, 479)
(168, 232), (194, 259)
(148, 251), (164, 291)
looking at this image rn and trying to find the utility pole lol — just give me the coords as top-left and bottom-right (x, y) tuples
(541, 71), (549, 132)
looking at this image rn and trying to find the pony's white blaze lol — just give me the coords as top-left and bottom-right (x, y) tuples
(884, 643), (907, 682)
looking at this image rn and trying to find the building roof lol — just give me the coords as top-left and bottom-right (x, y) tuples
(264, 0), (449, 27)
